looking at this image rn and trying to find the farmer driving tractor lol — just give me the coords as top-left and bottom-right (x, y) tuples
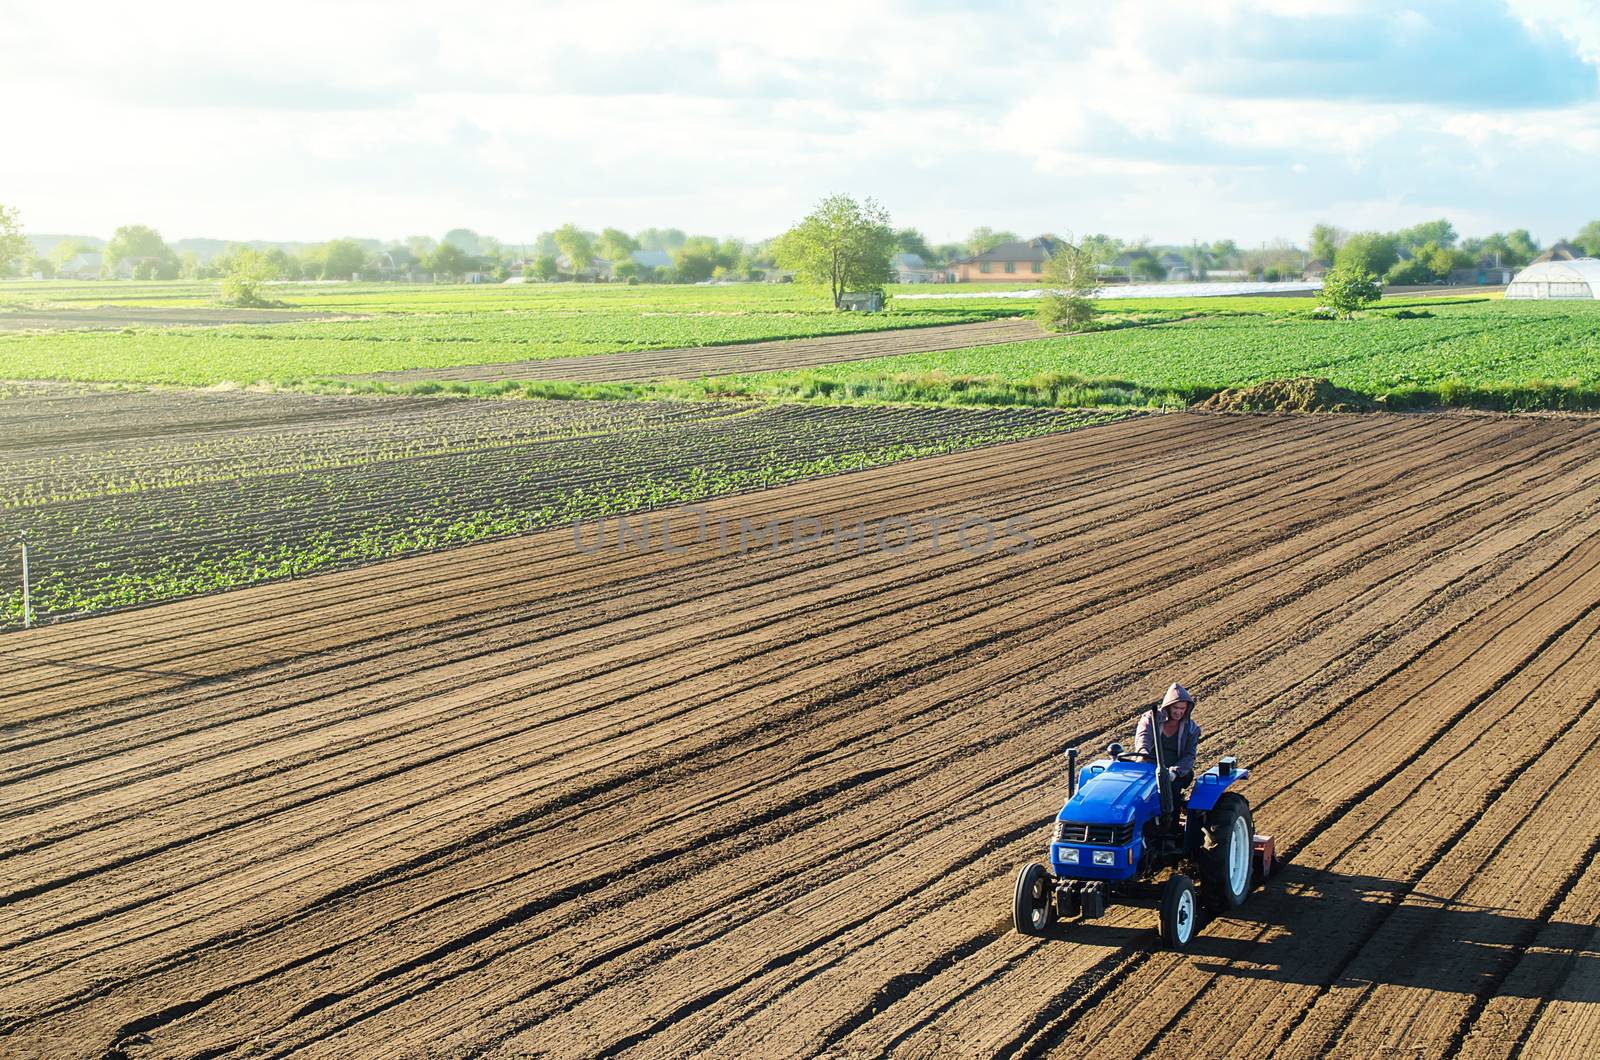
(1134, 683), (1199, 795)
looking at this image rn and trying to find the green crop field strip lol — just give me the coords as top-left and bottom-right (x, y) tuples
(695, 299), (1600, 410)
(0, 385), (1129, 625)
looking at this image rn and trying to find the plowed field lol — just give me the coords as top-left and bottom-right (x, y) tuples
(2, 413), (1598, 1058)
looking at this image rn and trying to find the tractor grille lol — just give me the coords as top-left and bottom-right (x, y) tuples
(1053, 820), (1135, 846)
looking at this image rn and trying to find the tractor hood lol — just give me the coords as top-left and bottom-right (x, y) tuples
(1058, 760), (1158, 826)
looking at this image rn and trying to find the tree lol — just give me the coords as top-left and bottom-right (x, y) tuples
(49, 238), (93, 267)
(671, 236), (720, 283)
(1502, 229), (1539, 265)
(1036, 239), (1099, 332)
(442, 228), (482, 255)
(1574, 220), (1600, 258)
(221, 253), (276, 306)
(321, 239), (367, 280)
(1396, 218), (1457, 251)
(104, 224), (177, 276)
(1334, 231), (1399, 277)
(613, 259), (641, 282)
(1079, 233), (1124, 265)
(1321, 265), (1381, 316)
(893, 227), (933, 261)
(636, 227), (687, 252)
(1308, 223), (1347, 264)
(1205, 239), (1240, 269)
(966, 226), (1019, 256)
(426, 242), (468, 279)
(406, 234), (437, 259)
(1384, 259), (1434, 285)
(0, 205), (28, 276)
(1130, 255), (1167, 281)
(554, 224), (594, 277)
(596, 227), (639, 264)
(532, 254), (559, 282)
(773, 195), (895, 308)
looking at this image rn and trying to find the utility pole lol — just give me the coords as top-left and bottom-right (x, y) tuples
(10, 532), (30, 629)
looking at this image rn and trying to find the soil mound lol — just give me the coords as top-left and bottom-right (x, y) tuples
(1196, 377), (1375, 414)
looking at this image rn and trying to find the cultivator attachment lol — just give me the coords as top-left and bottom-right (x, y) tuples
(1251, 834), (1276, 886)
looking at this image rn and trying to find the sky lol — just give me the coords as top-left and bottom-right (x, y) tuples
(5, 0), (1600, 247)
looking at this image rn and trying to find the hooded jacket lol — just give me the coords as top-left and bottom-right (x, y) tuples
(1134, 704), (1200, 774)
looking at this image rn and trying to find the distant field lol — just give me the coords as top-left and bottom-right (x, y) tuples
(700, 299), (1600, 410)
(0, 279), (1343, 388)
(0, 282), (1004, 386)
(4, 280), (1591, 410)
(0, 384), (1125, 623)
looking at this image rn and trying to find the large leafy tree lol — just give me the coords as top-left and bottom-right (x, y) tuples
(442, 228), (482, 254)
(0, 204), (29, 276)
(773, 194), (895, 309)
(1575, 220), (1600, 257)
(1334, 231), (1400, 277)
(671, 236), (720, 283)
(426, 242), (468, 279)
(1396, 218), (1457, 251)
(321, 239), (367, 280)
(1308, 223), (1347, 263)
(554, 224), (594, 276)
(596, 227), (639, 263)
(104, 224), (177, 275)
(965, 226), (1020, 256)
(893, 227), (933, 261)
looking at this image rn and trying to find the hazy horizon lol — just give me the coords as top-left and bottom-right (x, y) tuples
(8, 0), (1600, 247)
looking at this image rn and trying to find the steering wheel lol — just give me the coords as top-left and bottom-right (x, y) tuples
(1108, 742), (1155, 763)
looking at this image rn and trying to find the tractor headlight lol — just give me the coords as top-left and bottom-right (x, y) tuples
(1056, 847), (1079, 864)
(1092, 850), (1116, 866)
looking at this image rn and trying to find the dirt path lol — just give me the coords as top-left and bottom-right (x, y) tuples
(1, 414), (1597, 1057)
(356, 317), (1047, 384)
(0, 307), (363, 332)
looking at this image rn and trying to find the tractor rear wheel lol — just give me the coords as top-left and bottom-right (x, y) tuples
(1158, 873), (1199, 950)
(1013, 863), (1053, 936)
(1199, 792), (1254, 913)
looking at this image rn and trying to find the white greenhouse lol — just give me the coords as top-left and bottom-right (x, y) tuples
(1504, 258), (1600, 299)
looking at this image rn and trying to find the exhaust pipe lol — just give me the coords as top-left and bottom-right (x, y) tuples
(1151, 703), (1173, 817)
(1066, 747), (1078, 798)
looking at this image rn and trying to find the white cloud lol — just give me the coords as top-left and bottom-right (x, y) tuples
(5, 0), (1600, 245)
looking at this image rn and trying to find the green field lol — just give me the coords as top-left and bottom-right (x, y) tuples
(4, 280), (1598, 410)
(0, 282), (1003, 386)
(695, 299), (1600, 410)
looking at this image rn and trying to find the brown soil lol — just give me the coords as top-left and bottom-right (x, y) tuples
(2, 414), (1598, 1057)
(1196, 377), (1377, 413)
(359, 317), (1048, 384)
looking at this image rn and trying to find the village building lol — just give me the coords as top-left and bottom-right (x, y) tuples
(944, 237), (1060, 282)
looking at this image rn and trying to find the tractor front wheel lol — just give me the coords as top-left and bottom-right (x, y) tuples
(1199, 792), (1254, 913)
(1013, 863), (1053, 936)
(1158, 873), (1199, 950)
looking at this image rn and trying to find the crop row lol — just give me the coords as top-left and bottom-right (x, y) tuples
(0, 304), (1000, 386)
(0, 386), (1129, 624)
(702, 299), (1600, 409)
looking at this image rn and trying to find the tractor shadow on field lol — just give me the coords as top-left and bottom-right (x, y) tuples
(1177, 861), (1599, 1002)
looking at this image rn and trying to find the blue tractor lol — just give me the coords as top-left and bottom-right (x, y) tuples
(1013, 702), (1274, 950)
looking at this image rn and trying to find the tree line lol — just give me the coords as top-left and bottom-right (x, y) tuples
(6, 202), (1600, 292)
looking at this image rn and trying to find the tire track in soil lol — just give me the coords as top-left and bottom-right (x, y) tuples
(1, 414), (1598, 1058)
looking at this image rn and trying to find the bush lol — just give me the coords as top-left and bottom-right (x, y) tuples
(1384, 259), (1434, 285)
(1036, 242), (1099, 332)
(1320, 266), (1381, 317)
